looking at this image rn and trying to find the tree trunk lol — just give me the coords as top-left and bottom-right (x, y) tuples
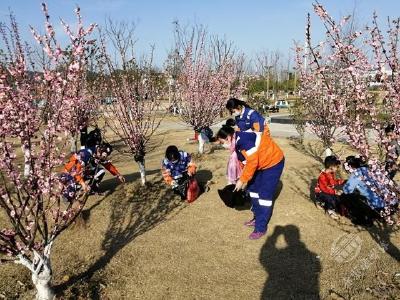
(324, 147), (333, 158)
(69, 135), (77, 153)
(21, 144), (31, 177)
(17, 244), (54, 300)
(137, 160), (146, 185)
(32, 259), (54, 300)
(198, 132), (205, 154)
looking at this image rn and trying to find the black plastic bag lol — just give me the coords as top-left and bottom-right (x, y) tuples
(218, 184), (250, 208)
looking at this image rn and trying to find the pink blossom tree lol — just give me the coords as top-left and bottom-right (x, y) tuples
(0, 4), (96, 299)
(370, 14), (400, 151)
(175, 26), (241, 153)
(97, 20), (162, 185)
(294, 17), (340, 150)
(297, 2), (400, 218)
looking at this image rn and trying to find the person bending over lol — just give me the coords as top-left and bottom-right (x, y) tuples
(82, 143), (125, 194)
(217, 125), (284, 240)
(226, 97), (266, 133)
(342, 156), (393, 226)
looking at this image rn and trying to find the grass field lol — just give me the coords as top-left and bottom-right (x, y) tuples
(0, 125), (399, 300)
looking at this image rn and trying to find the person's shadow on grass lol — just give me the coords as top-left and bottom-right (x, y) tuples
(260, 225), (321, 300)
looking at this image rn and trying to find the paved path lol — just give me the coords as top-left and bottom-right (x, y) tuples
(159, 117), (379, 144)
(159, 117), (320, 140)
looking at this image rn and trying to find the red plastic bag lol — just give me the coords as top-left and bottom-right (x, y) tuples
(186, 177), (200, 203)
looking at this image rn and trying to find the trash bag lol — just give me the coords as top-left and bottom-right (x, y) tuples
(217, 184), (249, 208)
(173, 173), (200, 203)
(187, 177), (200, 203)
(174, 176), (189, 200)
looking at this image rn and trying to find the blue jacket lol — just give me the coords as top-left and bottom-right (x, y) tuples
(77, 148), (93, 166)
(343, 167), (385, 209)
(162, 151), (192, 180)
(235, 107), (265, 132)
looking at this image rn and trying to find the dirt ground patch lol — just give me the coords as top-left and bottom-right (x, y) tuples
(0, 128), (399, 300)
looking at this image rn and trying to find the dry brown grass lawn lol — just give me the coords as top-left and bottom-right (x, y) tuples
(0, 128), (399, 300)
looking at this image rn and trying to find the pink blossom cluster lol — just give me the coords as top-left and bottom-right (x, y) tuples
(0, 4), (95, 263)
(297, 3), (400, 209)
(176, 31), (242, 130)
(30, 3), (97, 133)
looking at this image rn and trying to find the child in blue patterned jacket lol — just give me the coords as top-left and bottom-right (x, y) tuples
(161, 145), (197, 199)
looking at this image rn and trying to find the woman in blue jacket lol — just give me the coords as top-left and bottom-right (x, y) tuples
(343, 156), (385, 210)
(341, 156), (397, 225)
(226, 98), (266, 133)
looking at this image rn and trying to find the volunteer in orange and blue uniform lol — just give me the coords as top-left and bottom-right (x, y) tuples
(226, 98), (266, 133)
(216, 125), (284, 240)
(61, 149), (92, 201)
(63, 144), (124, 198)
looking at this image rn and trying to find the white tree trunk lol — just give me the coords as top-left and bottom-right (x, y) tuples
(324, 147), (333, 158)
(32, 260), (53, 300)
(137, 160), (146, 185)
(69, 135), (77, 153)
(198, 133), (205, 154)
(21, 144), (31, 177)
(16, 243), (54, 300)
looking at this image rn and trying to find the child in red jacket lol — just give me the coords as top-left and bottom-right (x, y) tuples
(315, 156), (344, 219)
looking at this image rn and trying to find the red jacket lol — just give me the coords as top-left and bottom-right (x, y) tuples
(316, 170), (344, 195)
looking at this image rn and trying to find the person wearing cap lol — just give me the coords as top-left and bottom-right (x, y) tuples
(216, 124), (284, 240)
(314, 156), (344, 219)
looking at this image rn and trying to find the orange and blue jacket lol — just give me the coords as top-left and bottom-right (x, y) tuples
(64, 151), (121, 184)
(63, 153), (85, 185)
(235, 131), (284, 183)
(235, 107), (266, 133)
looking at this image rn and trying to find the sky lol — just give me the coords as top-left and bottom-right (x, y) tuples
(1, 0), (400, 67)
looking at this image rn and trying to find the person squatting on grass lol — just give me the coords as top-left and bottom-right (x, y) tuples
(314, 156), (344, 220)
(82, 143), (125, 194)
(342, 156), (398, 226)
(61, 143), (125, 201)
(187, 126), (214, 154)
(216, 125), (284, 240)
(161, 145), (199, 201)
(61, 149), (91, 201)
